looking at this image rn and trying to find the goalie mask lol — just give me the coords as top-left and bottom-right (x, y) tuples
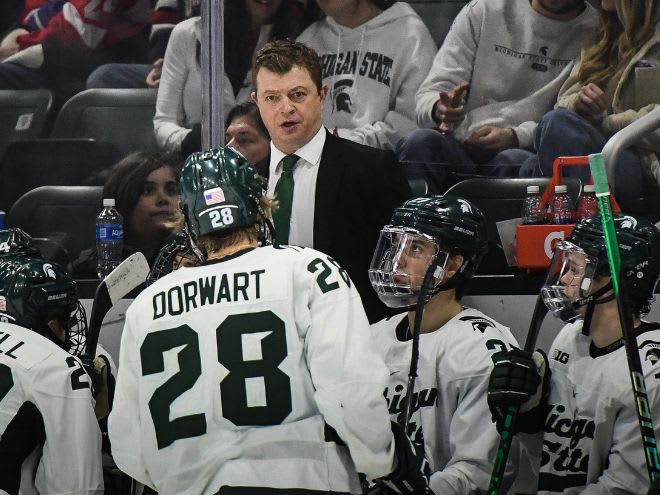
(369, 196), (487, 308)
(541, 214), (660, 326)
(180, 146), (270, 240)
(0, 257), (87, 355)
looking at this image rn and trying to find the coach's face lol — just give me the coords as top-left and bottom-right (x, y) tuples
(252, 65), (328, 155)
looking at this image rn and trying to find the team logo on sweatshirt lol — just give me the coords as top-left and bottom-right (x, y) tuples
(332, 79), (354, 113)
(493, 44), (572, 72)
(320, 51), (393, 88)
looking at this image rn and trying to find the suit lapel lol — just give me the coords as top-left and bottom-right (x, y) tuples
(314, 131), (346, 251)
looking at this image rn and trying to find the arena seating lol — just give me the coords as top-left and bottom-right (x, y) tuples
(50, 88), (159, 157)
(0, 139), (119, 213)
(0, 89), (54, 159)
(7, 186), (103, 265)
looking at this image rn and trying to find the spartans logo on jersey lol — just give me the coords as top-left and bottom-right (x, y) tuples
(459, 315), (495, 333)
(332, 79), (354, 113)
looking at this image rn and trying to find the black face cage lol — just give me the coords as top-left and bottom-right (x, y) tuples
(66, 301), (88, 356)
(146, 235), (203, 287)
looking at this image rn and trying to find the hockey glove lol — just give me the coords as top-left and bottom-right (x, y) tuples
(376, 421), (433, 494)
(488, 349), (550, 434)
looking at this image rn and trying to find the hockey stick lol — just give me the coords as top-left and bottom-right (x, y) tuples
(402, 259), (443, 433)
(589, 153), (660, 483)
(487, 294), (548, 495)
(84, 252), (150, 359)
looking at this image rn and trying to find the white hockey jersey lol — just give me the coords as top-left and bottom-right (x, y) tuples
(537, 321), (660, 494)
(371, 308), (519, 495)
(109, 246), (395, 494)
(0, 321), (103, 495)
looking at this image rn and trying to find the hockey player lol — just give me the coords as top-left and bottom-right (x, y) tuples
(369, 195), (520, 494)
(108, 146), (431, 494)
(0, 256), (103, 494)
(488, 214), (660, 494)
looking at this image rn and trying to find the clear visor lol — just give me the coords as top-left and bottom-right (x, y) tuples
(368, 226), (447, 308)
(541, 240), (598, 322)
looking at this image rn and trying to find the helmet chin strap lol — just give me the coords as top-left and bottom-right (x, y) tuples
(573, 280), (616, 336)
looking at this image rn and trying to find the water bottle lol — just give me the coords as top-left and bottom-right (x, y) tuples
(522, 185), (546, 224)
(549, 184), (574, 225)
(576, 184), (599, 221)
(96, 198), (124, 279)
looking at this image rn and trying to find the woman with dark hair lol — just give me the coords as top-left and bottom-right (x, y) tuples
(154, 0), (310, 156)
(69, 151), (182, 278)
(225, 100), (271, 178)
(520, 0), (660, 206)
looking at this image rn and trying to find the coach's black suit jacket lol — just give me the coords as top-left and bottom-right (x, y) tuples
(312, 130), (412, 323)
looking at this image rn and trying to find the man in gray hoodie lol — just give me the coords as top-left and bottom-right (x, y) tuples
(396, 0), (597, 193)
(297, 0), (437, 151)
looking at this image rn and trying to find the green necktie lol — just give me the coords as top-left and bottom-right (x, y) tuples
(273, 154), (299, 245)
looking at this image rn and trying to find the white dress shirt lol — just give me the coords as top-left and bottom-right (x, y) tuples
(267, 126), (326, 248)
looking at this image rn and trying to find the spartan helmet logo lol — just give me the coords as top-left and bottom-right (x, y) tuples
(43, 264), (56, 278)
(620, 216), (638, 229)
(646, 348), (660, 365)
(457, 199), (473, 214)
(332, 79), (354, 113)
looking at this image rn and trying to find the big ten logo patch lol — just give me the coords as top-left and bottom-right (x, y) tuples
(544, 231), (566, 259)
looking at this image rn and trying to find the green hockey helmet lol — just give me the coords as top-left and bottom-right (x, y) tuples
(369, 195), (487, 308)
(0, 257), (87, 354)
(0, 228), (40, 259)
(180, 147), (265, 238)
(542, 214), (660, 322)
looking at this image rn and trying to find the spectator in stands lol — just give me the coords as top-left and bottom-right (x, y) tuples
(86, 0), (200, 89)
(69, 151), (181, 278)
(0, 0), (152, 103)
(226, 101), (271, 179)
(519, 0), (659, 207)
(154, 0), (309, 156)
(397, 0), (598, 194)
(296, 0), (436, 151)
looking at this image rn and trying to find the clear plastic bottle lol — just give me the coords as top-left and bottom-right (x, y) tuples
(549, 184), (574, 225)
(522, 185), (546, 224)
(96, 198), (124, 279)
(576, 184), (599, 221)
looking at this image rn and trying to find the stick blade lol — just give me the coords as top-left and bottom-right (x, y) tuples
(104, 252), (150, 304)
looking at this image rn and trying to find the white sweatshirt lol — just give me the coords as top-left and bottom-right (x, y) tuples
(298, 2), (437, 150)
(415, 0), (597, 149)
(153, 17), (271, 152)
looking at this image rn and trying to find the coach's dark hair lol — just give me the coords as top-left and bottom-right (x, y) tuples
(103, 151), (182, 241)
(252, 39), (323, 92)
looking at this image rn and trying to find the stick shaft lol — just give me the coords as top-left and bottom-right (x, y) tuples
(487, 295), (548, 494)
(590, 153), (660, 482)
